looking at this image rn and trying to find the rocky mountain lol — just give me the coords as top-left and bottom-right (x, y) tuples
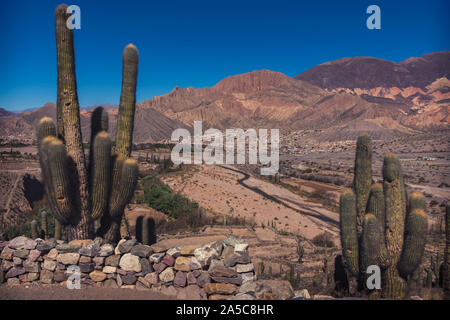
(1, 52), (448, 145)
(139, 70), (326, 130)
(0, 102), (187, 145)
(295, 51), (450, 90)
(293, 52), (449, 135)
(139, 63), (448, 140)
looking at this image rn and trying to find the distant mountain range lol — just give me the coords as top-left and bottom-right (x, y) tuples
(0, 108), (14, 117)
(1, 51), (448, 145)
(295, 51), (450, 90)
(0, 103), (186, 145)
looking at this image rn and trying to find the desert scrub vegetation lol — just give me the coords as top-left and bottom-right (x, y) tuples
(1, 206), (56, 240)
(312, 231), (335, 248)
(139, 181), (199, 219)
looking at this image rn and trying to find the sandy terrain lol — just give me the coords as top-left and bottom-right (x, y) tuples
(161, 164), (339, 241)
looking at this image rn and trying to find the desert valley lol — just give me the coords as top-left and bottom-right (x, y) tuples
(0, 49), (449, 300)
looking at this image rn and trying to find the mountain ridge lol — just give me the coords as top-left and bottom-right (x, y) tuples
(1, 51), (448, 145)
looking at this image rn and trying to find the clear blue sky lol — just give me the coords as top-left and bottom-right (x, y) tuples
(0, 0), (448, 111)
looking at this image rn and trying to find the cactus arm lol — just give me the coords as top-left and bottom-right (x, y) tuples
(88, 106), (109, 175)
(366, 183), (385, 229)
(383, 153), (405, 262)
(109, 44), (138, 210)
(102, 44), (138, 243)
(382, 153), (406, 299)
(37, 117), (57, 144)
(109, 158), (138, 217)
(353, 134), (372, 238)
(37, 118), (64, 225)
(90, 131), (112, 219)
(360, 213), (385, 277)
(39, 137), (74, 224)
(339, 189), (359, 277)
(46, 137), (76, 223)
(398, 209), (428, 278)
(108, 44), (138, 220)
(408, 192), (426, 213)
(115, 44), (138, 158)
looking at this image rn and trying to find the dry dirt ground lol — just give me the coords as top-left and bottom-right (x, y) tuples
(161, 165), (340, 242)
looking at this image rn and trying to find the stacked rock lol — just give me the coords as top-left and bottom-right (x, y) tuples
(0, 235), (256, 300)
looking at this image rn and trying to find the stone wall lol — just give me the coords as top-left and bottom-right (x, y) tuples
(0, 236), (257, 300)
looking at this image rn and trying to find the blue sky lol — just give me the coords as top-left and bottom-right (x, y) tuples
(0, 0), (448, 111)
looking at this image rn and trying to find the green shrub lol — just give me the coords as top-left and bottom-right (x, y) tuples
(312, 231), (335, 248)
(142, 183), (198, 219)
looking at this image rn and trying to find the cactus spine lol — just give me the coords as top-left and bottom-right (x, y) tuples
(37, 4), (138, 242)
(339, 135), (428, 299)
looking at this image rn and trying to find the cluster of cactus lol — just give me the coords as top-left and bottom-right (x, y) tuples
(333, 254), (349, 296)
(312, 268), (323, 288)
(428, 251), (444, 287)
(339, 134), (428, 299)
(271, 173), (280, 184)
(322, 256), (332, 286)
(286, 264), (301, 289)
(267, 219), (277, 229)
(37, 4), (139, 242)
(30, 209), (62, 240)
(257, 262), (265, 277)
(135, 216), (157, 245)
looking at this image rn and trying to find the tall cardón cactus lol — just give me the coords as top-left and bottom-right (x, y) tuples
(339, 135), (428, 299)
(36, 4), (138, 242)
